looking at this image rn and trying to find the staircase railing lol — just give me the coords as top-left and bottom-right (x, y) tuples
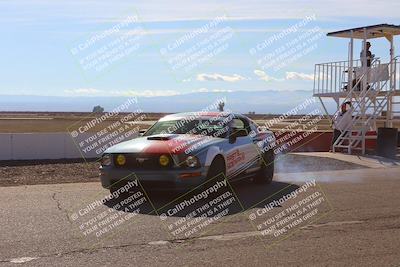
(332, 57), (397, 153)
(329, 58), (381, 127)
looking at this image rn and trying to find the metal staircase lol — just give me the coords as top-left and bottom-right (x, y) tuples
(313, 24), (400, 155)
(314, 56), (399, 154)
(332, 58), (398, 153)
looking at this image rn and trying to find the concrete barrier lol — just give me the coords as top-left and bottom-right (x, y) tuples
(0, 132), (138, 160)
(0, 134), (12, 160)
(0, 131), (377, 161)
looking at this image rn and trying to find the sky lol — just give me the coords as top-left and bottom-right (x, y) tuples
(0, 0), (399, 98)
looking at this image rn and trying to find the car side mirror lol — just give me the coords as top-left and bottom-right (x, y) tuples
(139, 129), (147, 136)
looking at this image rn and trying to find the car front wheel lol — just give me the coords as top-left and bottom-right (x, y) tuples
(253, 150), (274, 184)
(207, 156), (226, 182)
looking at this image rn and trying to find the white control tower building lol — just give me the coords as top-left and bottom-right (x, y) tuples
(313, 24), (400, 155)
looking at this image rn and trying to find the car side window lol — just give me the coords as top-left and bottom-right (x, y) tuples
(231, 118), (245, 129)
(231, 117), (251, 136)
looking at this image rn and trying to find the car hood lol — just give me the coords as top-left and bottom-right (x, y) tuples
(105, 134), (223, 154)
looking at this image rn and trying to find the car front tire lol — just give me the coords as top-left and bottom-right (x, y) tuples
(207, 156), (226, 182)
(253, 150), (274, 184)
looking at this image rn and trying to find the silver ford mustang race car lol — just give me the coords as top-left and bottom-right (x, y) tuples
(100, 112), (276, 192)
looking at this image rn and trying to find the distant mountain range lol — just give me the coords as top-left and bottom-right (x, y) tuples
(0, 90), (337, 114)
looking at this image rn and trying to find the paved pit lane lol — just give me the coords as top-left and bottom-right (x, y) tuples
(0, 155), (400, 266)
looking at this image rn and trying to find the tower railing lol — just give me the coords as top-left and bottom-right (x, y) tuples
(312, 58), (397, 96)
(322, 58), (381, 124)
(313, 59), (361, 95)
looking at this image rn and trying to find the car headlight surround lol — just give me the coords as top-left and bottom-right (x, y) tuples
(101, 154), (112, 166)
(185, 155), (200, 168)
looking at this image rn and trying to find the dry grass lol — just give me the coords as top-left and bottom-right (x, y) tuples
(0, 112), (161, 133)
(0, 112), (398, 133)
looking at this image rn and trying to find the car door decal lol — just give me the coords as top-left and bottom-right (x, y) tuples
(226, 149), (245, 170)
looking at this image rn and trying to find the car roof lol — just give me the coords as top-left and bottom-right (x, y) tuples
(159, 111), (239, 121)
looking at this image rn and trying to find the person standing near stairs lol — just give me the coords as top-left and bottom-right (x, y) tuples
(332, 101), (353, 151)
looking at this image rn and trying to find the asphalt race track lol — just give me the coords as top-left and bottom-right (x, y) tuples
(1, 160), (400, 267)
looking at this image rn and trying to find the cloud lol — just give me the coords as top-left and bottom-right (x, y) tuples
(64, 88), (101, 95)
(191, 88), (233, 93)
(285, 72), (314, 81)
(212, 89), (233, 93)
(196, 73), (247, 82)
(192, 88), (209, 93)
(64, 88), (180, 97)
(109, 90), (180, 97)
(253, 70), (316, 82)
(254, 70), (283, 82)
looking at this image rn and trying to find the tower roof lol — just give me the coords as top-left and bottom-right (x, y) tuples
(327, 24), (400, 39)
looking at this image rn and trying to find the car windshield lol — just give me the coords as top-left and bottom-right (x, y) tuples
(143, 118), (228, 138)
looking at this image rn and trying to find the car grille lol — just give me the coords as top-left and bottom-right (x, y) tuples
(112, 154), (173, 170)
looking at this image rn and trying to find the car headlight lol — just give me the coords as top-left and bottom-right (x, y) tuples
(159, 154), (170, 167)
(185, 155), (199, 168)
(101, 154), (112, 166)
(115, 154), (126, 166)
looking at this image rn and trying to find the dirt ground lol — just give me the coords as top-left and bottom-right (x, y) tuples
(0, 159), (100, 186)
(0, 154), (367, 187)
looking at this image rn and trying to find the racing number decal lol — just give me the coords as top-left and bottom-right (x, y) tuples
(227, 149), (245, 170)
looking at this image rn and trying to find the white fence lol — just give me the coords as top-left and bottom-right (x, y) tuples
(0, 132), (137, 161)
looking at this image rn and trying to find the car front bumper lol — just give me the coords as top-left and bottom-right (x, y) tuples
(100, 166), (209, 191)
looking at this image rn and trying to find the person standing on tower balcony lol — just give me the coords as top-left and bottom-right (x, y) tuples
(360, 42), (374, 67)
(360, 42), (375, 90)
